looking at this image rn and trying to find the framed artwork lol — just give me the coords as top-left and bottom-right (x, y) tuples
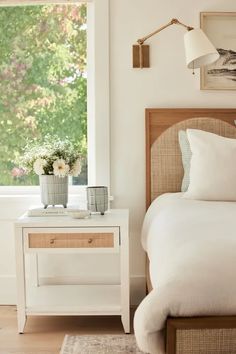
(200, 12), (236, 90)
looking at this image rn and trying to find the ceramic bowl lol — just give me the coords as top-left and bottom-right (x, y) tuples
(67, 210), (91, 219)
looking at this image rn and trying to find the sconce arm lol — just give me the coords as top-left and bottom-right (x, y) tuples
(137, 18), (194, 45)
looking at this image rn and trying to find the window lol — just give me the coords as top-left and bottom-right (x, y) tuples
(0, 3), (87, 186)
(0, 0), (110, 193)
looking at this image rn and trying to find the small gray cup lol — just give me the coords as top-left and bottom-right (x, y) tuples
(87, 186), (108, 215)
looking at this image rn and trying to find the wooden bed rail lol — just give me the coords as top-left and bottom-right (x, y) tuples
(166, 316), (236, 353)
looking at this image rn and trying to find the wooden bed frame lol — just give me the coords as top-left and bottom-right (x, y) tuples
(145, 108), (236, 354)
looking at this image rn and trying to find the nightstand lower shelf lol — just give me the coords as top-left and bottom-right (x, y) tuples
(26, 284), (121, 316)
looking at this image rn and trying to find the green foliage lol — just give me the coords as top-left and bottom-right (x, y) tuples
(0, 4), (87, 185)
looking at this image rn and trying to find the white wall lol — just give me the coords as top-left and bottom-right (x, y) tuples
(1, 0), (236, 306)
(109, 0), (236, 296)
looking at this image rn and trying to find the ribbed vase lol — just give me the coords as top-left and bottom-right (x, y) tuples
(39, 175), (68, 208)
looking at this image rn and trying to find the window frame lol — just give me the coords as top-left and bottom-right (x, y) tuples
(0, 0), (110, 195)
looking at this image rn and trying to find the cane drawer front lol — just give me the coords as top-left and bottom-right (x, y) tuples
(28, 232), (115, 248)
(24, 227), (120, 252)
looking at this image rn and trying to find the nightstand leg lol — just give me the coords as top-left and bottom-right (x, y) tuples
(120, 225), (130, 334)
(17, 310), (27, 334)
(30, 253), (39, 287)
(15, 227), (27, 334)
(121, 313), (130, 334)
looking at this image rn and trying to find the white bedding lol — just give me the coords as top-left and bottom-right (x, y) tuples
(134, 193), (236, 354)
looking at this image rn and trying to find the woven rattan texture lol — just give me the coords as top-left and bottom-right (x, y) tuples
(151, 117), (236, 201)
(176, 328), (236, 354)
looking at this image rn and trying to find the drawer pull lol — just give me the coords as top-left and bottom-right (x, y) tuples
(88, 238), (93, 244)
(50, 238), (55, 245)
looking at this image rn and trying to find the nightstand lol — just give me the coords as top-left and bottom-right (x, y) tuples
(14, 209), (130, 334)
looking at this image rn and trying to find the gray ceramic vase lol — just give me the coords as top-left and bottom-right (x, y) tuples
(39, 175), (68, 208)
(87, 186), (108, 215)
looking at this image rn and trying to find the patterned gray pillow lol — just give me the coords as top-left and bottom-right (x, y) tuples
(178, 130), (192, 192)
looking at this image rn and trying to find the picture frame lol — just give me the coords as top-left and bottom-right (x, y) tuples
(200, 12), (236, 90)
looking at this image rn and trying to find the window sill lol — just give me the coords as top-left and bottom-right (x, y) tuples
(0, 185), (87, 196)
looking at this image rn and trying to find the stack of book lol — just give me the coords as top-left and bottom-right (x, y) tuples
(27, 206), (82, 217)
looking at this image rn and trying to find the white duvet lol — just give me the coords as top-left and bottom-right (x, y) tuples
(134, 193), (236, 354)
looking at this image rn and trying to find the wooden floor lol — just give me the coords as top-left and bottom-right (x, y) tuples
(0, 306), (133, 354)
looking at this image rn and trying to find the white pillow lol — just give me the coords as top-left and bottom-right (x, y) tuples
(184, 129), (236, 201)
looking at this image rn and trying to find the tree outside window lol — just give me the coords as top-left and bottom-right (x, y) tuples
(0, 4), (87, 186)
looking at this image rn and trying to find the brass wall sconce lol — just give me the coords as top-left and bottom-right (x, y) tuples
(133, 18), (219, 72)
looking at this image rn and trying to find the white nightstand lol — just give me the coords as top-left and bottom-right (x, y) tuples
(14, 209), (130, 334)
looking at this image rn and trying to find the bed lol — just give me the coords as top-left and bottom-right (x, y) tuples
(134, 108), (236, 354)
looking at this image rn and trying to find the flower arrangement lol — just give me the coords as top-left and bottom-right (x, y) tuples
(20, 136), (81, 178)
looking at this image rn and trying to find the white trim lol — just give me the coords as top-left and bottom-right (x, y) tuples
(87, 0), (110, 188)
(0, 185), (86, 196)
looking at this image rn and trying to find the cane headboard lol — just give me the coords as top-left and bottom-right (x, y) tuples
(146, 108), (236, 208)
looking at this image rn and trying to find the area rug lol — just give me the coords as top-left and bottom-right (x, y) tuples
(60, 334), (144, 354)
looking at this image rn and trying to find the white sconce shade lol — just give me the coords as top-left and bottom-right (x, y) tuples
(184, 28), (220, 69)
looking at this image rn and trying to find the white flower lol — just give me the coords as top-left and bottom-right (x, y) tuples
(70, 158), (81, 177)
(33, 158), (47, 175)
(53, 159), (70, 177)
